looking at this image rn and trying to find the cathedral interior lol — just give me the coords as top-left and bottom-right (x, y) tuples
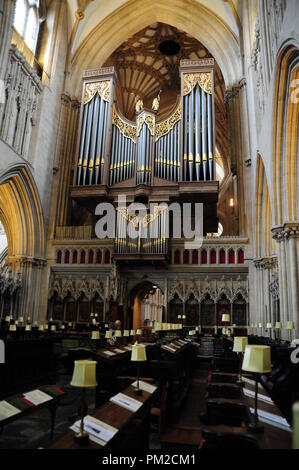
(0, 0), (299, 453)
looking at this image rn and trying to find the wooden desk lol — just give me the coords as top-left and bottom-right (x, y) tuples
(0, 385), (65, 439)
(51, 383), (156, 449)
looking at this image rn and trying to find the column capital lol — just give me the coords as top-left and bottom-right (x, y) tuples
(271, 225), (284, 241)
(260, 256), (278, 270)
(271, 222), (299, 240)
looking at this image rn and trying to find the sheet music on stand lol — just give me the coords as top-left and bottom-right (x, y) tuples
(70, 415), (118, 446)
(131, 380), (157, 394)
(0, 401), (21, 421)
(110, 393), (142, 412)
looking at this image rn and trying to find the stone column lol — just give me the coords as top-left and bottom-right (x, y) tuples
(225, 84), (245, 235)
(0, 0), (15, 80)
(284, 223), (299, 336)
(272, 225), (290, 339)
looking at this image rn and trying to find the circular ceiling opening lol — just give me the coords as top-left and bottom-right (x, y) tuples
(159, 40), (181, 56)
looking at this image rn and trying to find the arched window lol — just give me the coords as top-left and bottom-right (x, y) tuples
(96, 250), (102, 264)
(183, 250), (189, 265)
(229, 249), (235, 264)
(72, 250), (78, 264)
(238, 249), (244, 264)
(201, 249), (207, 265)
(88, 250), (94, 264)
(174, 249), (180, 264)
(210, 249), (216, 264)
(64, 250), (70, 264)
(80, 250), (86, 264)
(56, 250), (62, 264)
(219, 249), (226, 264)
(104, 250), (110, 264)
(192, 250), (198, 264)
(14, 0), (40, 53)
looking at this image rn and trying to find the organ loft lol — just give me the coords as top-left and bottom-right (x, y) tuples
(0, 0), (298, 453)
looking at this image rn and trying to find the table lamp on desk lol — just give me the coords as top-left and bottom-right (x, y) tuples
(286, 321), (295, 342)
(136, 328), (142, 341)
(105, 330), (112, 345)
(131, 342), (147, 395)
(123, 329), (130, 344)
(233, 336), (248, 385)
(242, 345), (271, 433)
(91, 331), (100, 340)
(70, 360), (97, 444)
(222, 314), (230, 324)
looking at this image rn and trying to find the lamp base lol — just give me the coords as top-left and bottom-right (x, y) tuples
(133, 388), (142, 396)
(236, 375), (245, 387)
(74, 430), (90, 445)
(247, 420), (264, 433)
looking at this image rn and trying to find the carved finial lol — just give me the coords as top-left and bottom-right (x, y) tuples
(135, 99), (143, 113)
(152, 89), (162, 111)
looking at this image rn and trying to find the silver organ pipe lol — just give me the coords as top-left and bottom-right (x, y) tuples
(77, 102), (88, 185)
(183, 95), (188, 179)
(88, 94), (100, 185)
(153, 100), (181, 182)
(201, 87), (207, 181)
(188, 89), (194, 181)
(207, 93), (213, 180)
(181, 64), (215, 182)
(82, 98), (94, 185)
(108, 104), (137, 185)
(195, 85), (201, 181)
(76, 79), (111, 186)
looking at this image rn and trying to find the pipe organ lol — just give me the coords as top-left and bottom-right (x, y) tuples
(114, 206), (167, 255)
(182, 68), (214, 181)
(110, 106), (136, 185)
(75, 59), (215, 187)
(77, 77), (113, 186)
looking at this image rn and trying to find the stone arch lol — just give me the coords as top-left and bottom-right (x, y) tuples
(0, 164), (45, 319)
(255, 154), (273, 258)
(272, 42), (299, 225)
(0, 164), (45, 261)
(70, 0), (241, 96)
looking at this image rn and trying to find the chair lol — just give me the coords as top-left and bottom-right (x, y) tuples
(150, 382), (169, 436)
(201, 431), (259, 449)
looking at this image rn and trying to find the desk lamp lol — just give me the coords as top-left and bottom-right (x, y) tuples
(131, 342), (147, 395)
(105, 330), (112, 345)
(70, 360), (97, 444)
(233, 336), (248, 385)
(286, 321), (295, 342)
(91, 331), (100, 340)
(222, 314), (230, 324)
(123, 330), (130, 344)
(242, 345), (271, 432)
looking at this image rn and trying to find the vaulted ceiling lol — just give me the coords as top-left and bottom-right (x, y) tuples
(104, 22), (225, 121)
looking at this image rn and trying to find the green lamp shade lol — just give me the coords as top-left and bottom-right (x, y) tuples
(91, 331), (100, 340)
(233, 336), (248, 353)
(70, 360), (97, 388)
(131, 343), (147, 362)
(242, 345), (271, 373)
